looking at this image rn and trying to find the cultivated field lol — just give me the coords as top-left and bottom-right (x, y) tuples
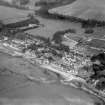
(0, 6), (31, 24)
(49, 0), (105, 21)
(0, 0), (40, 24)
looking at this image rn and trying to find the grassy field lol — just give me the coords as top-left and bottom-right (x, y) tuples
(49, 0), (105, 21)
(0, 0), (40, 24)
(26, 16), (82, 38)
(0, 5), (31, 24)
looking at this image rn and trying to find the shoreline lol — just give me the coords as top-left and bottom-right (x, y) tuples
(40, 64), (85, 82)
(40, 64), (105, 102)
(0, 48), (105, 103)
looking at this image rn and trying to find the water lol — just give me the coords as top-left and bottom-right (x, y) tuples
(0, 52), (104, 105)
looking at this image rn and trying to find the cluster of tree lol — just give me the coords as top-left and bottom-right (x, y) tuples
(59, 44), (70, 53)
(95, 77), (105, 91)
(35, 0), (75, 10)
(81, 19), (105, 28)
(91, 52), (105, 67)
(62, 16), (105, 28)
(64, 16), (105, 28)
(90, 52), (105, 90)
(84, 29), (94, 34)
(5, 18), (39, 28)
(52, 29), (76, 43)
(52, 32), (63, 43)
(0, 28), (14, 38)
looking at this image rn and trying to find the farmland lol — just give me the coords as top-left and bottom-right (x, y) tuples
(49, 0), (105, 21)
(0, 5), (30, 24)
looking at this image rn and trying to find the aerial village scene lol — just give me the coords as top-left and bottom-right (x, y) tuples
(0, 0), (105, 105)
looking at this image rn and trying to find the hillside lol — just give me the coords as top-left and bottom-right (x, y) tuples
(49, 0), (105, 21)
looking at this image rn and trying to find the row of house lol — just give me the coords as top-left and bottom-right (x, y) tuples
(0, 28), (93, 79)
(49, 46), (92, 77)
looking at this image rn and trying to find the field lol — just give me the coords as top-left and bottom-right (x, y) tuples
(49, 0), (105, 21)
(0, 5), (82, 38)
(0, 5), (31, 24)
(26, 16), (82, 38)
(0, 0), (41, 24)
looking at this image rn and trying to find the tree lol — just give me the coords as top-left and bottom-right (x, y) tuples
(52, 32), (63, 43)
(95, 77), (105, 90)
(90, 52), (105, 80)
